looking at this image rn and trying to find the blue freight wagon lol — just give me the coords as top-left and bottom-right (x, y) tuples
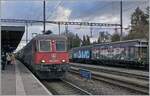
(92, 39), (148, 68)
(70, 46), (92, 63)
(70, 39), (149, 70)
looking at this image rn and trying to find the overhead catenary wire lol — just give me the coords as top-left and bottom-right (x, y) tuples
(76, 2), (114, 37)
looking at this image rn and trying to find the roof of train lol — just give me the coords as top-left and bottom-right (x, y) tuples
(71, 39), (148, 50)
(71, 45), (92, 50)
(94, 39), (148, 46)
(32, 34), (67, 40)
(17, 34), (68, 53)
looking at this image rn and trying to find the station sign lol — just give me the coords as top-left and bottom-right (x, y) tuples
(79, 69), (91, 80)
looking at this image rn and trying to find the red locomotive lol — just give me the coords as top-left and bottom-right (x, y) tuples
(16, 34), (69, 79)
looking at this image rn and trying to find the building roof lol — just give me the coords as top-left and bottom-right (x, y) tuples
(2, 26), (25, 52)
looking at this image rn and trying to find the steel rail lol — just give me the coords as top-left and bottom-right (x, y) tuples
(70, 63), (149, 81)
(61, 79), (92, 95)
(70, 67), (149, 94)
(42, 79), (92, 95)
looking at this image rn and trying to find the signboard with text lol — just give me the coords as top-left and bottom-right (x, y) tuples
(79, 69), (91, 80)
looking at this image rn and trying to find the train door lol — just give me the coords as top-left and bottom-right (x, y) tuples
(128, 47), (136, 61)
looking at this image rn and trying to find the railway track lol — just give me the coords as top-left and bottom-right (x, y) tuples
(70, 63), (149, 80)
(42, 79), (92, 95)
(69, 63), (149, 94)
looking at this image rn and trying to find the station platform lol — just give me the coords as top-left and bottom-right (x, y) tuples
(1, 60), (52, 95)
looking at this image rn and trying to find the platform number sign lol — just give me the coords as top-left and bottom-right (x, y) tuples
(79, 69), (91, 80)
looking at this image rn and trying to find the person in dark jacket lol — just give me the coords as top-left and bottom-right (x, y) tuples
(2, 51), (6, 70)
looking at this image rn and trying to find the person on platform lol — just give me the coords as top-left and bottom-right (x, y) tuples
(6, 53), (11, 65)
(2, 51), (6, 70)
(10, 53), (16, 65)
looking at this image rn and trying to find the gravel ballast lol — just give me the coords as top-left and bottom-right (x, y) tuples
(64, 72), (146, 95)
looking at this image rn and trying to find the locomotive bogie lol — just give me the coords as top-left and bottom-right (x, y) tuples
(34, 64), (69, 79)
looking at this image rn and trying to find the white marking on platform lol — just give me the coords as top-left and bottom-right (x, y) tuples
(29, 69), (52, 95)
(22, 63), (52, 95)
(15, 63), (26, 95)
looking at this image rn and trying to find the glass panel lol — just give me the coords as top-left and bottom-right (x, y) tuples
(39, 41), (50, 51)
(56, 41), (66, 51)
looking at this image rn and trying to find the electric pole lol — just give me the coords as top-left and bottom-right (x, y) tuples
(65, 24), (68, 35)
(58, 22), (60, 35)
(43, 0), (46, 34)
(120, 0), (123, 41)
(26, 22), (28, 44)
(90, 24), (93, 37)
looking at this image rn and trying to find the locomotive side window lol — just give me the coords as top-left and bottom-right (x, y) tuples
(56, 41), (66, 51)
(39, 40), (51, 52)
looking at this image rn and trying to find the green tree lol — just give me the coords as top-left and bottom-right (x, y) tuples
(61, 32), (81, 50)
(97, 35), (101, 43)
(86, 35), (90, 45)
(82, 35), (91, 46)
(127, 7), (149, 40)
(82, 35), (86, 46)
(97, 31), (111, 43)
(111, 31), (120, 42)
(72, 34), (81, 48)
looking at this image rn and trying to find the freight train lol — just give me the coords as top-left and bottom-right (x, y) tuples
(16, 34), (70, 79)
(70, 39), (149, 69)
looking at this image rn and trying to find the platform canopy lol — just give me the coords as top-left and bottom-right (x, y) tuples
(1, 26), (25, 52)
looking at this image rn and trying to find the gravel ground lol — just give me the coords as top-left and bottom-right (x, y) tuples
(64, 72), (147, 95)
(43, 80), (89, 95)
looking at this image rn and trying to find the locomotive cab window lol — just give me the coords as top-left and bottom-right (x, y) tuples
(39, 40), (51, 52)
(56, 41), (66, 51)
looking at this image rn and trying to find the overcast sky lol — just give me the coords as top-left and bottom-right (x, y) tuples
(1, 0), (149, 51)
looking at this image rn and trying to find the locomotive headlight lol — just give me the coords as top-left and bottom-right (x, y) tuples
(41, 60), (45, 63)
(62, 59), (66, 63)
